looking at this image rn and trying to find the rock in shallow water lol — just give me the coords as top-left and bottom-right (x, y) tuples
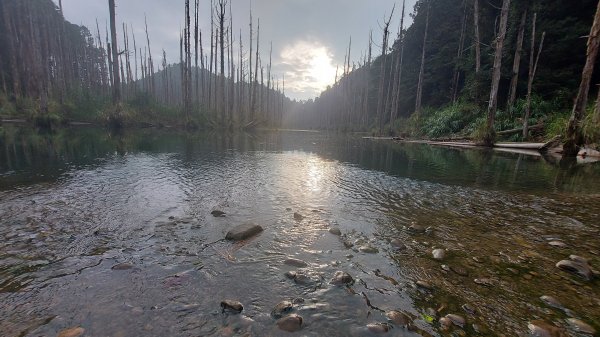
(566, 318), (596, 335)
(390, 239), (407, 251)
(367, 322), (392, 333)
(111, 262), (134, 270)
(432, 249), (445, 260)
(416, 280), (433, 290)
(276, 314), (303, 332)
(293, 212), (304, 220)
(211, 210), (226, 217)
(330, 271), (354, 285)
(540, 295), (564, 310)
(271, 300), (294, 318)
(284, 258), (308, 268)
(220, 300), (243, 314)
(385, 310), (411, 326)
(528, 320), (568, 337)
(444, 314), (465, 328)
(57, 327), (85, 337)
(329, 227), (342, 236)
(359, 245), (379, 254)
(225, 223), (263, 241)
(556, 256), (593, 280)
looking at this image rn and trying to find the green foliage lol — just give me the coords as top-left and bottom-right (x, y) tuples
(583, 106), (600, 145)
(419, 102), (482, 138)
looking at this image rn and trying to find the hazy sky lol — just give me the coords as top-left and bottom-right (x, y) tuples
(56, 0), (417, 100)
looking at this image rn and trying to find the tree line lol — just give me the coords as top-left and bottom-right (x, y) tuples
(0, 0), (290, 129)
(285, 0), (600, 154)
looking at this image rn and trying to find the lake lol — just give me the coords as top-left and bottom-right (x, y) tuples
(0, 126), (598, 336)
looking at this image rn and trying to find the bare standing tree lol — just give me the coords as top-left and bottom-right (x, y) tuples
(473, 0), (481, 74)
(108, 0), (121, 104)
(522, 14), (545, 140)
(376, 6), (395, 135)
(415, 2), (430, 117)
(484, 0), (511, 146)
(507, 8), (528, 112)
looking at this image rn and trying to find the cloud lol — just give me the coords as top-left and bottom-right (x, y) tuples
(276, 40), (337, 100)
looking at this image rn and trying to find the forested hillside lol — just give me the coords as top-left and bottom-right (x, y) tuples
(285, 0), (600, 146)
(0, 0), (290, 128)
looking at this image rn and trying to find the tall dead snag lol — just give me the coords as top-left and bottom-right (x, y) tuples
(451, 0), (467, 103)
(415, 2), (430, 117)
(145, 15), (155, 96)
(564, 0), (600, 157)
(376, 6), (395, 135)
(362, 31), (372, 128)
(507, 8), (528, 112)
(248, 7), (253, 123)
(194, 0), (199, 105)
(251, 19), (260, 122)
(473, 0), (481, 74)
(208, 0), (214, 111)
(522, 14), (545, 140)
(484, 0), (511, 146)
(108, 0), (121, 104)
(217, 0), (227, 125)
(390, 1), (406, 123)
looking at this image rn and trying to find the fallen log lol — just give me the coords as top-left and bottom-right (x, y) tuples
(497, 124), (543, 136)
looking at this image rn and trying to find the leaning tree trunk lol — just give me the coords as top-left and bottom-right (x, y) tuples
(564, 0), (600, 157)
(415, 2), (430, 117)
(507, 9), (528, 113)
(523, 14), (545, 140)
(484, 0), (511, 146)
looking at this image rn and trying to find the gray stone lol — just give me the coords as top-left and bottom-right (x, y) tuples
(567, 318), (596, 335)
(556, 258), (593, 281)
(293, 212), (304, 220)
(211, 210), (226, 217)
(548, 241), (567, 248)
(528, 320), (568, 337)
(367, 323), (391, 333)
(432, 249), (446, 260)
(416, 280), (433, 290)
(540, 295), (564, 310)
(330, 271), (353, 285)
(385, 310), (411, 326)
(329, 227), (342, 236)
(390, 239), (407, 251)
(474, 278), (493, 287)
(284, 258), (308, 268)
(225, 223), (263, 241)
(276, 314), (303, 332)
(111, 262), (134, 270)
(359, 245), (379, 254)
(220, 300), (243, 314)
(444, 314), (465, 328)
(271, 300), (294, 318)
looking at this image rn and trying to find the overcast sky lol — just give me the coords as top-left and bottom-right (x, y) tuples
(56, 0), (417, 100)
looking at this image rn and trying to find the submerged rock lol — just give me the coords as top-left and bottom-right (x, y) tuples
(211, 210), (226, 217)
(432, 249), (445, 260)
(330, 271), (354, 285)
(271, 300), (294, 318)
(293, 212), (304, 220)
(548, 241), (567, 248)
(556, 256), (593, 280)
(528, 320), (568, 337)
(540, 295), (564, 310)
(111, 262), (134, 270)
(416, 280), (433, 290)
(225, 223), (263, 241)
(284, 271), (297, 280)
(284, 258), (308, 268)
(473, 278), (493, 287)
(444, 314), (465, 328)
(329, 227), (342, 236)
(276, 314), (303, 332)
(390, 239), (407, 251)
(408, 223), (427, 233)
(220, 300), (243, 314)
(566, 318), (596, 335)
(385, 310), (412, 327)
(367, 322), (392, 333)
(359, 245), (379, 254)
(57, 327), (85, 337)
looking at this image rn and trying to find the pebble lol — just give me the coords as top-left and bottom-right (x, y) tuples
(211, 210), (226, 217)
(390, 239), (407, 251)
(367, 323), (392, 333)
(416, 280), (433, 290)
(359, 245), (379, 254)
(548, 241), (567, 248)
(461, 304), (476, 315)
(330, 271), (354, 285)
(451, 266), (469, 276)
(385, 310), (411, 326)
(225, 223), (263, 241)
(432, 249), (445, 260)
(293, 212), (304, 220)
(111, 262), (134, 270)
(444, 314), (465, 328)
(328, 227), (341, 236)
(473, 278), (493, 287)
(540, 295), (564, 309)
(220, 300), (243, 314)
(408, 223), (427, 233)
(528, 320), (567, 337)
(284, 271), (297, 280)
(284, 258), (308, 268)
(271, 300), (294, 318)
(57, 327), (85, 337)
(277, 314), (303, 332)
(441, 264), (451, 272)
(567, 318), (596, 335)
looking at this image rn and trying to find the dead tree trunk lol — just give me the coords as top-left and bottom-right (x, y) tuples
(564, 0), (600, 157)
(473, 0), (481, 74)
(522, 14), (545, 140)
(507, 9), (528, 113)
(376, 6), (395, 135)
(415, 2), (430, 117)
(484, 0), (511, 146)
(251, 19), (260, 121)
(108, 0), (121, 104)
(451, 0), (467, 103)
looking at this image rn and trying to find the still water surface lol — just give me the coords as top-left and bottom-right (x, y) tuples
(0, 127), (599, 336)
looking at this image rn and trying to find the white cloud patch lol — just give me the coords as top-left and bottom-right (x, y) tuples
(277, 40), (337, 100)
